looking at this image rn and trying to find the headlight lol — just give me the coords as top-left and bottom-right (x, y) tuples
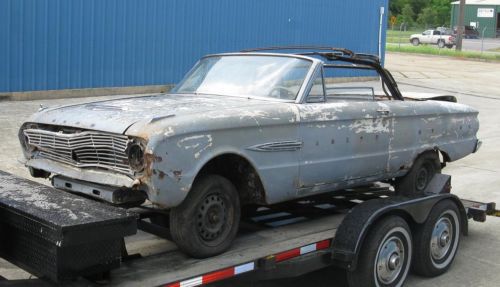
(128, 142), (145, 172)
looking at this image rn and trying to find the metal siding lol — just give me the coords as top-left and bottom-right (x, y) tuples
(451, 4), (499, 37)
(0, 0), (388, 93)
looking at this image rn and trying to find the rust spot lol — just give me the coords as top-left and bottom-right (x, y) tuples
(158, 170), (166, 180)
(173, 170), (182, 178)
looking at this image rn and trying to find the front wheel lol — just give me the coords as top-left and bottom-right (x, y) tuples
(412, 200), (461, 277)
(411, 38), (420, 46)
(347, 216), (413, 287)
(170, 174), (241, 258)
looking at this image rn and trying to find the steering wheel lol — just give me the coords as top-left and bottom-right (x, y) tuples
(268, 86), (294, 100)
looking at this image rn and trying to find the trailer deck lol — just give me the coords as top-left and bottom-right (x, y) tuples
(1, 171), (498, 287)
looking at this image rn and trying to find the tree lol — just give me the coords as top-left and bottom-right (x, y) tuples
(400, 4), (416, 27)
(390, 0), (410, 16)
(418, 7), (438, 28)
(431, 0), (453, 26)
(390, 0), (454, 28)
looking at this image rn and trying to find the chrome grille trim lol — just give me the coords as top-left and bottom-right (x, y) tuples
(24, 128), (132, 174)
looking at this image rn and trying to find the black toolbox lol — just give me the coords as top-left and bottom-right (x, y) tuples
(0, 171), (137, 282)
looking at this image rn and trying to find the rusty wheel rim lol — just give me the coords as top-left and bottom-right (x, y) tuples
(197, 192), (227, 242)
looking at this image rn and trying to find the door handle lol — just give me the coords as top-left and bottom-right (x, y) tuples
(377, 109), (390, 115)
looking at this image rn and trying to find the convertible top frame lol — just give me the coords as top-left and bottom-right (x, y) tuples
(241, 46), (405, 101)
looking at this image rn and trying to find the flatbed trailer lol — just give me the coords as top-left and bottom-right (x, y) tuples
(0, 171), (498, 287)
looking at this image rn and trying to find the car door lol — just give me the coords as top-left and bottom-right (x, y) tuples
(421, 30), (432, 44)
(432, 30), (442, 44)
(296, 68), (392, 196)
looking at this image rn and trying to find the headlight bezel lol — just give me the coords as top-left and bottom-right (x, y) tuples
(127, 140), (146, 172)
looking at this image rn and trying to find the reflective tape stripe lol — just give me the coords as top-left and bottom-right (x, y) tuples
(202, 268), (234, 284)
(165, 240), (331, 286)
(180, 277), (202, 287)
(275, 239), (331, 263)
(316, 239), (331, 250)
(300, 243), (317, 255)
(234, 262), (255, 274)
(165, 262), (255, 287)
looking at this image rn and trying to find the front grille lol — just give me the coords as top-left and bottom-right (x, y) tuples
(24, 129), (132, 174)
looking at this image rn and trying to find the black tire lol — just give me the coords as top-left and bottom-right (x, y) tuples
(437, 40), (445, 49)
(347, 216), (413, 287)
(412, 200), (461, 277)
(395, 151), (441, 196)
(170, 174), (240, 258)
(446, 44), (454, 49)
(411, 38), (420, 46)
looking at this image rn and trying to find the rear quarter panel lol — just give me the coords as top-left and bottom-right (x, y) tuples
(386, 100), (479, 176)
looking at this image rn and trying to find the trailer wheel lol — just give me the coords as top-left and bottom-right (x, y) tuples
(170, 174), (240, 258)
(412, 200), (461, 277)
(347, 216), (412, 287)
(395, 152), (441, 196)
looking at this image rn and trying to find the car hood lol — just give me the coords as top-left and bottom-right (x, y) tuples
(27, 94), (266, 134)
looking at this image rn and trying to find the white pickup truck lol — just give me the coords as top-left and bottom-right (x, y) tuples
(410, 29), (456, 48)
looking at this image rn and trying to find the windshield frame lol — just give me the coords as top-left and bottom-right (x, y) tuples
(172, 53), (320, 103)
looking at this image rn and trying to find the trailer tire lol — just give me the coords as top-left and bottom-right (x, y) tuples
(347, 216), (412, 287)
(395, 151), (441, 196)
(170, 174), (240, 258)
(412, 200), (461, 277)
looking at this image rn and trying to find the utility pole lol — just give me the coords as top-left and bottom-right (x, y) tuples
(456, 0), (466, 51)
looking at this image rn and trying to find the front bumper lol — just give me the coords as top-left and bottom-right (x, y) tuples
(25, 158), (135, 188)
(52, 176), (147, 205)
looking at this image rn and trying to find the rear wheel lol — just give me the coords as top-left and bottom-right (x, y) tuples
(411, 38), (420, 46)
(347, 216), (413, 287)
(395, 151), (441, 196)
(437, 40), (446, 48)
(170, 174), (240, 258)
(412, 200), (461, 277)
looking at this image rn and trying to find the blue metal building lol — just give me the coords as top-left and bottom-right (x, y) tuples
(0, 0), (388, 94)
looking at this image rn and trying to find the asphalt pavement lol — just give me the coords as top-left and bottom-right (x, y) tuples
(0, 53), (500, 286)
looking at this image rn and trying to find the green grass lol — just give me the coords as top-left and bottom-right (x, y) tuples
(488, 47), (500, 52)
(386, 44), (500, 62)
(386, 30), (421, 44)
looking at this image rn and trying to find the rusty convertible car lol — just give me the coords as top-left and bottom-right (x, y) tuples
(18, 47), (480, 258)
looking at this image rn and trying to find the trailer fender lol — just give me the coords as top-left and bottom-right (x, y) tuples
(331, 193), (468, 271)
